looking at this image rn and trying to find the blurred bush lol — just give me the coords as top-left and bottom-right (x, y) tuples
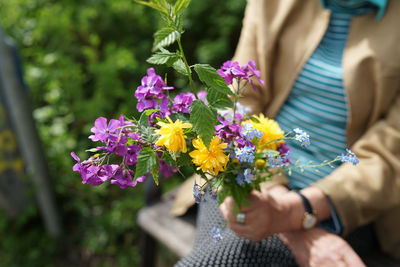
(0, 0), (245, 266)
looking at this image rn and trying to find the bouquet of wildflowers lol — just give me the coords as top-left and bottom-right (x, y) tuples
(71, 0), (359, 239)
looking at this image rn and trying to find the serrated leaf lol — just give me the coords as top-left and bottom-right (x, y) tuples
(135, 147), (158, 179)
(172, 59), (189, 75)
(138, 113), (150, 127)
(162, 152), (176, 166)
(153, 27), (180, 51)
(194, 64), (234, 96)
(170, 112), (190, 123)
(134, 0), (168, 15)
(147, 49), (179, 65)
(173, 0), (191, 15)
(169, 150), (177, 161)
(206, 89), (234, 109)
(173, 14), (184, 33)
(189, 100), (217, 148)
(151, 162), (160, 185)
(138, 126), (158, 144)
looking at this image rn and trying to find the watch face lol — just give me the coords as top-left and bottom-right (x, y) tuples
(303, 213), (317, 229)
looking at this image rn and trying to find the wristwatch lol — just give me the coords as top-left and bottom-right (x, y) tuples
(295, 191), (317, 230)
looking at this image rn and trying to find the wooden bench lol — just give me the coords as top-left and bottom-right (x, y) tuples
(137, 180), (400, 267)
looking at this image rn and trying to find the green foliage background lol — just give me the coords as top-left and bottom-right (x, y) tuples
(0, 0), (245, 266)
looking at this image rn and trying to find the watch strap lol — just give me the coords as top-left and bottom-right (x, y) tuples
(295, 191), (314, 215)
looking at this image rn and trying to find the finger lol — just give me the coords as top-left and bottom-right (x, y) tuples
(219, 202), (236, 223)
(343, 250), (366, 267)
(239, 193), (262, 213)
(228, 222), (253, 239)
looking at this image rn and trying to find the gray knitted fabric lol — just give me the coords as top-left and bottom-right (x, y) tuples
(174, 192), (298, 267)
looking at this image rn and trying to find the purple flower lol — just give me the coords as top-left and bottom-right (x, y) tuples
(125, 145), (141, 165)
(84, 164), (117, 186)
(136, 99), (158, 112)
(215, 117), (244, 145)
(89, 117), (120, 143)
(110, 166), (146, 189)
(148, 111), (165, 127)
(159, 97), (170, 116)
(134, 68), (173, 113)
(278, 143), (291, 163)
(217, 60), (247, 85)
(217, 60), (264, 91)
(172, 92), (195, 113)
(128, 132), (141, 141)
(71, 152), (88, 179)
(159, 159), (177, 178)
(247, 60), (265, 88)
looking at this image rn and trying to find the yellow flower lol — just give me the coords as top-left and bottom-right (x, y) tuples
(189, 136), (229, 175)
(244, 114), (284, 150)
(154, 116), (192, 153)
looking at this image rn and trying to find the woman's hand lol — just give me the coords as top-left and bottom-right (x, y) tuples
(279, 228), (366, 267)
(219, 185), (296, 242)
(220, 185), (334, 242)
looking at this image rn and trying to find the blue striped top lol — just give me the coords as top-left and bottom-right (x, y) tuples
(276, 5), (373, 189)
(274, 4), (374, 233)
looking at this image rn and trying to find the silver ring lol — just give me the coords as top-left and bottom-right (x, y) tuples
(236, 212), (246, 225)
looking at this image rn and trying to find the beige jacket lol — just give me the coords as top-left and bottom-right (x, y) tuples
(173, 0), (400, 258)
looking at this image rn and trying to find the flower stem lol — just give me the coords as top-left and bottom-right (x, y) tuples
(177, 37), (198, 99)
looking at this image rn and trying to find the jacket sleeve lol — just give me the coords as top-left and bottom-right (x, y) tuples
(313, 93), (400, 236)
(232, 0), (270, 115)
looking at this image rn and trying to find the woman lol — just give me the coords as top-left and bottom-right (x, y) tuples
(174, 0), (400, 266)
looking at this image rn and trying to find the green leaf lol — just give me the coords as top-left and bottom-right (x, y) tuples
(169, 150), (177, 161)
(189, 100), (217, 148)
(153, 27), (181, 51)
(173, 0), (191, 15)
(206, 89), (234, 109)
(162, 151), (176, 166)
(172, 58), (189, 75)
(218, 189), (228, 205)
(194, 64), (234, 96)
(176, 152), (192, 167)
(151, 162), (160, 185)
(139, 112), (150, 127)
(135, 147), (158, 180)
(170, 112), (190, 123)
(134, 0), (168, 15)
(147, 49), (179, 65)
(138, 126), (158, 144)
(250, 116), (261, 123)
(85, 148), (99, 153)
(138, 109), (159, 127)
(173, 14), (184, 33)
